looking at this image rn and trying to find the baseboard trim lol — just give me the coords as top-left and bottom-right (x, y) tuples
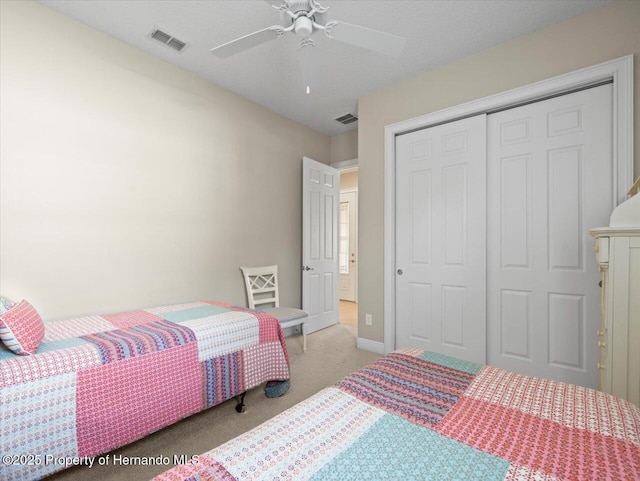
(356, 337), (385, 354)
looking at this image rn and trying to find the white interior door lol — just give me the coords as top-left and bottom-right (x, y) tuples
(339, 191), (357, 302)
(487, 84), (613, 389)
(303, 157), (339, 333)
(395, 114), (487, 363)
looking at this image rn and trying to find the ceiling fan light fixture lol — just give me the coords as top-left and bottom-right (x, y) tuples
(294, 16), (313, 37)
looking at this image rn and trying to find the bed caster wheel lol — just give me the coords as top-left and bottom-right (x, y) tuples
(235, 391), (246, 413)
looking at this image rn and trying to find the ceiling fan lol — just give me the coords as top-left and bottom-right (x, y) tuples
(210, 0), (406, 58)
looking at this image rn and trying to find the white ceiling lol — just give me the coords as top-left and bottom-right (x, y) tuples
(39, 0), (609, 136)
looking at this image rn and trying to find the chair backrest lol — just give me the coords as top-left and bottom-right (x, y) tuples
(240, 265), (280, 309)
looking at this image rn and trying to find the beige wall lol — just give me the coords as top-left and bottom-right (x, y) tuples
(0, 1), (330, 320)
(330, 129), (358, 164)
(340, 171), (358, 191)
(358, 0), (640, 343)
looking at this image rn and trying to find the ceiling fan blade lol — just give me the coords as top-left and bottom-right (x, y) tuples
(211, 26), (282, 58)
(327, 21), (406, 57)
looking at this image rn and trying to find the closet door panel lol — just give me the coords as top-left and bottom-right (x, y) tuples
(487, 84), (613, 388)
(500, 154), (531, 269)
(396, 114), (486, 363)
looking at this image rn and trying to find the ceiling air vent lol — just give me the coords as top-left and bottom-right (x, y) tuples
(150, 28), (187, 52)
(335, 113), (358, 125)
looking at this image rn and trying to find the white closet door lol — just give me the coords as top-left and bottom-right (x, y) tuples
(395, 114), (487, 363)
(487, 84), (613, 388)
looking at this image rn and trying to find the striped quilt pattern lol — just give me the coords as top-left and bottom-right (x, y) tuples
(81, 319), (197, 363)
(336, 352), (478, 427)
(0, 301), (290, 481)
(156, 349), (640, 481)
(203, 351), (245, 407)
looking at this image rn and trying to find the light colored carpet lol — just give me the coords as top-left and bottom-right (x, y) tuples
(339, 300), (358, 329)
(46, 324), (381, 481)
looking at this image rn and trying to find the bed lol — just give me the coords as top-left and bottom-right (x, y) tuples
(155, 348), (640, 481)
(0, 301), (290, 481)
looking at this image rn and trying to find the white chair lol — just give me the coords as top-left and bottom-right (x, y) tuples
(240, 265), (307, 352)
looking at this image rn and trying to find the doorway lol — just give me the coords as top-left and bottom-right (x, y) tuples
(338, 166), (358, 334)
(339, 191), (357, 302)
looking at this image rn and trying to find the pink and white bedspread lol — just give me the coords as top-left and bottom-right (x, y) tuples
(155, 349), (640, 481)
(0, 301), (290, 481)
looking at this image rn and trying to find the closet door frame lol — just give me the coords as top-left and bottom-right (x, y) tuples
(382, 55), (633, 355)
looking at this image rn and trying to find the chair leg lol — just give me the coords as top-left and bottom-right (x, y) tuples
(302, 323), (307, 352)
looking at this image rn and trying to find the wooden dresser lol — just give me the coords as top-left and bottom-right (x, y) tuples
(590, 178), (640, 404)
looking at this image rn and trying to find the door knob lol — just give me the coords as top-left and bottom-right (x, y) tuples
(397, 269), (403, 275)
(302, 266), (315, 271)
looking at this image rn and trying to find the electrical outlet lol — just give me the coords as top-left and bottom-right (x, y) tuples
(365, 314), (372, 326)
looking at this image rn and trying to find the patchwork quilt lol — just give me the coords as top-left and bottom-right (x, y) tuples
(0, 301), (290, 481)
(155, 349), (640, 481)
